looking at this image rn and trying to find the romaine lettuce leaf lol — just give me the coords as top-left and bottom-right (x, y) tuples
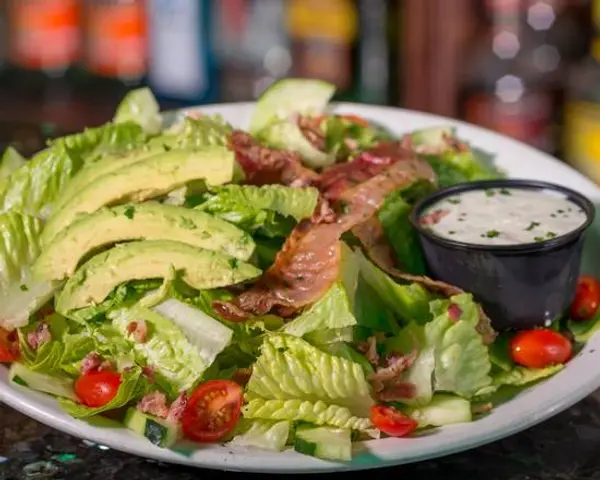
(243, 398), (374, 432)
(567, 313), (600, 343)
(113, 87), (162, 135)
(175, 115), (233, 148)
(304, 327), (354, 346)
(59, 366), (150, 418)
(354, 276), (400, 334)
(377, 189), (427, 275)
(282, 282), (356, 337)
(247, 334), (374, 416)
(356, 249), (432, 323)
(0, 147), (25, 180)
(230, 419), (291, 451)
(110, 303), (231, 393)
(492, 364), (563, 388)
(426, 294), (493, 398)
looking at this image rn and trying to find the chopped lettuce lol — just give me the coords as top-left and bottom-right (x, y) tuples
(0, 147), (25, 180)
(377, 189), (427, 274)
(322, 115), (392, 158)
(356, 249), (432, 324)
(304, 327), (354, 346)
(354, 276), (400, 335)
(492, 364), (563, 388)
(113, 87), (162, 135)
(110, 303), (231, 393)
(282, 282), (356, 338)
(59, 366), (150, 418)
(567, 314), (600, 343)
(247, 334), (374, 416)
(243, 398), (374, 432)
(427, 294), (493, 398)
(230, 419), (291, 451)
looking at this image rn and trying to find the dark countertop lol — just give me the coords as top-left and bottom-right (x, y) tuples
(3, 392), (600, 480)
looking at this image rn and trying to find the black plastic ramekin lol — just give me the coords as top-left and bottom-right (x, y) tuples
(409, 179), (596, 331)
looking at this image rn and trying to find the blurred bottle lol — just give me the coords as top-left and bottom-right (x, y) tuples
(286, 0), (359, 101)
(213, 0), (290, 102)
(357, 0), (401, 105)
(563, 0), (600, 185)
(147, 0), (218, 106)
(458, 0), (562, 155)
(81, 0), (147, 98)
(4, 0), (81, 93)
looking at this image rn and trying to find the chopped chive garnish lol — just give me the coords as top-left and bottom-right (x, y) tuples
(547, 232), (557, 239)
(447, 198), (461, 205)
(534, 236), (544, 242)
(525, 221), (540, 231)
(448, 230), (456, 235)
(485, 189), (496, 197)
(550, 213), (557, 218)
(485, 230), (500, 238)
(557, 209), (564, 213)
(499, 188), (511, 195)
(458, 218), (465, 222)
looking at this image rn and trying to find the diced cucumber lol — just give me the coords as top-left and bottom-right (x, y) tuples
(405, 394), (472, 427)
(8, 362), (77, 401)
(250, 79), (336, 134)
(293, 425), (352, 462)
(410, 126), (454, 151)
(123, 407), (180, 448)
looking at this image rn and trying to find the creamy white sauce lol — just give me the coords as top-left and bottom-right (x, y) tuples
(419, 187), (587, 246)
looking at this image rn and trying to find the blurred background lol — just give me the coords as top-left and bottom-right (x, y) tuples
(0, 0), (599, 182)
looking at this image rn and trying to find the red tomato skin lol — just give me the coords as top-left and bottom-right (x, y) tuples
(370, 405), (418, 437)
(510, 328), (572, 369)
(182, 380), (243, 443)
(0, 328), (19, 363)
(74, 370), (122, 408)
(571, 275), (600, 321)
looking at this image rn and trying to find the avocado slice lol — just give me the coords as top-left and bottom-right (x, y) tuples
(55, 239), (261, 314)
(42, 146), (235, 245)
(51, 143), (169, 214)
(34, 203), (255, 281)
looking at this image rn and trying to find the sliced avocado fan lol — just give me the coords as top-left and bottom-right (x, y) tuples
(34, 203), (255, 281)
(42, 146), (235, 245)
(55, 239), (261, 314)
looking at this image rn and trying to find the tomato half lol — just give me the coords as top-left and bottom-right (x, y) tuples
(0, 328), (19, 363)
(510, 328), (572, 369)
(74, 370), (122, 408)
(571, 275), (600, 321)
(370, 405), (418, 437)
(182, 380), (243, 443)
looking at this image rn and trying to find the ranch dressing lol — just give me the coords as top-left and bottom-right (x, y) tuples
(419, 187), (587, 246)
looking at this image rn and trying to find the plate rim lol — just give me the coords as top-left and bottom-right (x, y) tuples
(2, 101), (600, 473)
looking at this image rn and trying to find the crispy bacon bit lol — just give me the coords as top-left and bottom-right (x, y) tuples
(80, 353), (114, 374)
(369, 350), (418, 392)
(232, 367), (253, 387)
(137, 391), (169, 419)
(356, 336), (380, 366)
(473, 402), (493, 415)
(127, 320), (148, 344)
(419, 209), (450, 226)
(298, 116), (327, 151)
(311, 197), (336, 224)
(228, 130), (318, 187)
(167, 392), (189, 423)
(142, 365), (155, 383)
(448, 303), (463, 321)
(36, 304), (55, 320)
(27, 322), (51, 351)
(377, 382), (417, 402)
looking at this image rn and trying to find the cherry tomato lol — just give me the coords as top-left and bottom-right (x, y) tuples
(74, 370), (122, 408)
(370, 405), (418, 437)
(571, 275), (600, 321)
(510, 328), (572, 369)
(0, 328), (19, 363)
(182, 380), (243, 443)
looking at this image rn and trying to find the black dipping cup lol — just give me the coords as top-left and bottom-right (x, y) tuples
(409, 179), (596, 331)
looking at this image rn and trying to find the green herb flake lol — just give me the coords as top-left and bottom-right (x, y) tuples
(485, 189), (496, 197)
(499, 188), (512, 195)
(557, 209), (564, 214)
(485, 230), (500, 238)
(124, 206), (135, 219)
(525, 221), (540, 231)
(534, 236), (544, 242)
(19, 284), (28, 292)
(550, 213), (557, 218)
(447, 197), (461, 205)
(448, 230), (456, 235)
(546, 232), (557, 239)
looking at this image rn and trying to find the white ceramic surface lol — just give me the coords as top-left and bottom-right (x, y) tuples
(3, 102), (600, 474)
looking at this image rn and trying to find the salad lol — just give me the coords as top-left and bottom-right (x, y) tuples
(0, 79), (598, 463)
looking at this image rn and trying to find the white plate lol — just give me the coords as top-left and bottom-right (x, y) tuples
(3, 102), (600, 474)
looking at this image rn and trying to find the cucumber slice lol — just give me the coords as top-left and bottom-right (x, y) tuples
(8, 363), (77, 401)
(293, 425), (352, 462)
(406, 394), (472, 427)
(250, 79), (336, 134)
(123, 407), (180, 448)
